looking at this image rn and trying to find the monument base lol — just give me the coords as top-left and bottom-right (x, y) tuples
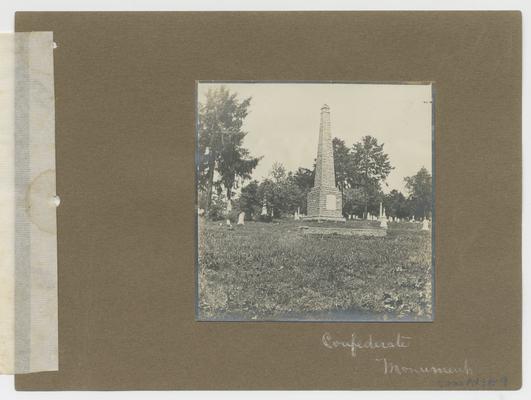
(300, 226), (387, 236)
(302, 215), (346, 222)
(305, 186), (345, 222)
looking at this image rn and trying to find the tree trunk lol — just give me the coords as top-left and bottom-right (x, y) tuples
(340, 185), (344, 216)
(226, 186), (232, 202)
(205, 157), (215, 210)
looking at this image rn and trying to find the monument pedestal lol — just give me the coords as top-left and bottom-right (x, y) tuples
(304, 186), (345, 222)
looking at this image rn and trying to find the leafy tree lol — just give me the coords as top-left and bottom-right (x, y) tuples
(282, 174), (305, 215)
(404, 167), (432, 220)
(292, 167), (314, 214)
(206, 193), (228, 221)
(343, 187), (365, 218)
(293, 167), (314, 190)
(349, 135), (393, 219)
(332, 137), (351, 195)
(270, 162), (287, 183)
(343, 186), (383, 218)
(197, 86), (261, 209)
(257, 164), (303, 218)
(383, 189), (410, 220)
(238, 180), (262, 219)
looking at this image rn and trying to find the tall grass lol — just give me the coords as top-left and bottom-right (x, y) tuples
(198, 219), (432, 321)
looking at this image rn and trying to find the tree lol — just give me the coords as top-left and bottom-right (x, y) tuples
(404, 167), (432, 220)
(270, 162), (287, 183)
(383, 189), (410, 220)
(257, 164), (303, 219)
(349, 135), (393, 219)
(293, 167), (314, 190)
(282, 173), (304, 216)
(292, 167), (314, 214)
(343, 187), (365, 218)
(332, 137), (351, 195)
(238, 180), (262, 219)
(197, 86), (261, 209)
(215, 139), (260, 202)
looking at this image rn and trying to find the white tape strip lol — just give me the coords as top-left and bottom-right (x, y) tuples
(0, 33), (16, 374)
(0, 32), (58, 374)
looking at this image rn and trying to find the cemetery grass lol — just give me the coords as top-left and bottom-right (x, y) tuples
(198, 219), (433, 321)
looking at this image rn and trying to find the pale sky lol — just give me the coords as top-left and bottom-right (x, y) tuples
(198, 82), (433, 193)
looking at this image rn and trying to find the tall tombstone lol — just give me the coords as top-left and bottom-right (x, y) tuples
(261, 200), (267, 216)
(304, 105), (345, 222)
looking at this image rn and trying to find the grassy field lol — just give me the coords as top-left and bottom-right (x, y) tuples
(197, 218), (433, 321)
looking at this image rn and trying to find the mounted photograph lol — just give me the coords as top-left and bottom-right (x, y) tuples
(196, 82), (434, 321)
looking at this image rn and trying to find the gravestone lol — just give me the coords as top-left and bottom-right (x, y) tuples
(237, 212), (245, 225)
(304, 105), (345, 222)
(422, 219), (430, 231)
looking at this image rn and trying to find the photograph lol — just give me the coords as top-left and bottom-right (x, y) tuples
(196, 82), (434, 322)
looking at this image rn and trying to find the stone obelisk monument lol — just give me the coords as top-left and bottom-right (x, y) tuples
(305, 105), (345, 222)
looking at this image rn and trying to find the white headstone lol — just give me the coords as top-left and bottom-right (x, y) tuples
(237, 212), (245, 225)
(422, 219), (430, 231)
(380, 218), (388, 229)
(261, 201), (267, 216)
(380, 206), (388, 222)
